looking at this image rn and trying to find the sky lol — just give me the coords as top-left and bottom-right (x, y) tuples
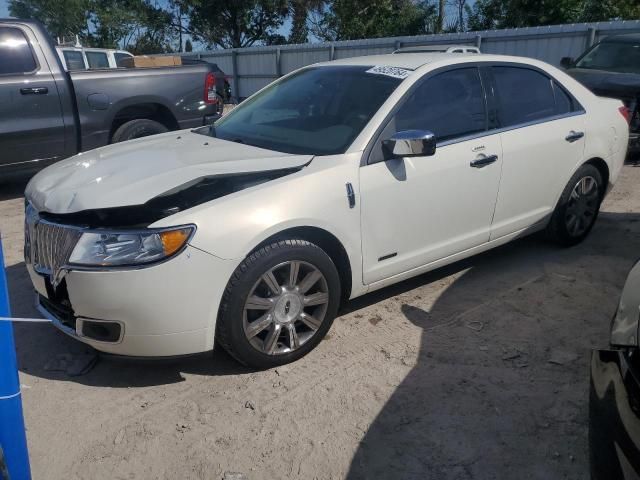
(0, 0), (8, 17)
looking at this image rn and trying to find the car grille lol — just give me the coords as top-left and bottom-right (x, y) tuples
(24, 203), (82, 287)
(39, 294), (77, 331)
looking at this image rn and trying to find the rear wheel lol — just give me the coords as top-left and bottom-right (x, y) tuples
(111, 119), (168, 143)
(546, 164), (603, 246)
(216, 239), (340, 368)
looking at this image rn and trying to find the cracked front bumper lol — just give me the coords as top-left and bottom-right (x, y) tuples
(28, 245), (238, 357)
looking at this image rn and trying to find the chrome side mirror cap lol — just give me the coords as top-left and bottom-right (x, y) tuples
(382, 130), (436, 160)
(611, 260), (640, 347)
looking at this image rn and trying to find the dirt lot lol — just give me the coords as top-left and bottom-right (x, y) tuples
(1, 165), (640, 480)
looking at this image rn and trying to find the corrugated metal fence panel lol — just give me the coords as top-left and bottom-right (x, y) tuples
(281, 49), (330, 74)
(199, 52), (233, 73)
(184, 20), (640, 99)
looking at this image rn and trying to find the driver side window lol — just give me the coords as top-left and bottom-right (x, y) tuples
(370, 67), (487, 163)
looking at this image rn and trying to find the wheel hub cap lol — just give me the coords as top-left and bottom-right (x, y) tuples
(242, 260), (330, 355)
(274, 292), (303, 324)
(565, 175), (599, 237)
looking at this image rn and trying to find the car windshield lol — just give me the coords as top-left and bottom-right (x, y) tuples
(197, 66), (404, 155)
(576, 41), (640, 74)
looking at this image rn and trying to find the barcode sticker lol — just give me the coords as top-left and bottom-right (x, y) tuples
(366, 65), (412, 79)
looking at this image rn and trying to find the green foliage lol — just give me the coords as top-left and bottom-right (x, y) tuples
(10, 0), (640, 53)
(467, 0), (640, 30)
(312, 0), (438, 41)
(184, 0), (289, 49)
(9, 0), (92, 42)
(9, 0), (175, 52)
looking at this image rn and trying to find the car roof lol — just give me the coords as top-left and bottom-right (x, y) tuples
(313, 52), (542, 71)
(314, 52), (482, 70)
(602, 33), (640, 43)
(395, 45), (478, 52)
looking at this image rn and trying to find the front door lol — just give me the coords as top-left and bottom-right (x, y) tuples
(360, 67), (503, 284)
(0, 25), (66, 169)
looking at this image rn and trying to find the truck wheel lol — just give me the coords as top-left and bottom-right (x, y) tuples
(111, 119), (168, 143)
(216, 239), (341, 369)
(546, 164), (603, 246)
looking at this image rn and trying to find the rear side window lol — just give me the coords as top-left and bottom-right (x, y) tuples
(492, 67), (557, 127)
(63, 50), (86, 70)
(554, 82), (574, 115)
(393, 67), (487, 141)
(86, 51), (109, 69)
(114, 52), (132, 67)
(0, 27), (37, 75)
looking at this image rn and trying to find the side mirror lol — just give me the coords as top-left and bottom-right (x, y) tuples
(560, 57), (574, 69)
(382, 130), (436, 160)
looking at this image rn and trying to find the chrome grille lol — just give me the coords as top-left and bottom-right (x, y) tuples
(24, 203), (82, 287)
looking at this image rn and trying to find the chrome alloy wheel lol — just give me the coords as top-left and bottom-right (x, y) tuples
(243, 261), (330, 355)
(565, 175), (599, 237)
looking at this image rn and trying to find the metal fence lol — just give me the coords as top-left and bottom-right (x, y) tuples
(182, 20), (640, 99)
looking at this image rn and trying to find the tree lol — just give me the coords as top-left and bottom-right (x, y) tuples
(288, 0), (325, 43)
(436, 0), (445, 32)
(10, 0), (176, 52)
(184, 0), (289, 49)
(467, 0), (640, 30)
(9, 0), (92, 42)
(311, 0), (438, 41)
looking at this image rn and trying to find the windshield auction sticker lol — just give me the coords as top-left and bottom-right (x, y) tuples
(366, 65), (412, 79)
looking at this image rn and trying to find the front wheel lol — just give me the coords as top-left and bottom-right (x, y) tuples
(546, 164), (604, 246)
(216, 239), (341, 368)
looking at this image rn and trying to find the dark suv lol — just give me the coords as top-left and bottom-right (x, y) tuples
(562, 34), (640, 152)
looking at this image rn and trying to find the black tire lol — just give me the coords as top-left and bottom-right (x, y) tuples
(216, 239), (341, 369)
(546, 164), (604, 246)
(111, 119), (168, 143)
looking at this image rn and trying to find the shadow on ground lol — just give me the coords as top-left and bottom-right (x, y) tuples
(0, 179), (29, 202)
(345, 211), (640, 479)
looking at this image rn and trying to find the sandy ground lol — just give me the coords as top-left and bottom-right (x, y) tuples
(1, 165), (640, 480)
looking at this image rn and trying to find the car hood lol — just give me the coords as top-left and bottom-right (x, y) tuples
(567, 68), (640, 99)
(25, 131), (313, 214)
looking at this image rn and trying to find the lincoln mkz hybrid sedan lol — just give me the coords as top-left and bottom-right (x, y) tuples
(25, 53), (629, 368)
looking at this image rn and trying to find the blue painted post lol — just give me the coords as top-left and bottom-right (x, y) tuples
(0, 238), (31, 480)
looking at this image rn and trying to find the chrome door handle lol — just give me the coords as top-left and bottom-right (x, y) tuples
(565, 131), (584, 143)
(470, 154), (498, 168)
(20, 87), (48, 95)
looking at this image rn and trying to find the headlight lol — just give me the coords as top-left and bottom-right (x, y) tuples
(68, 225), (195, 268)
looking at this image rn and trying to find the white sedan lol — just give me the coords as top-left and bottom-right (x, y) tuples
(24, 53), (629, 367)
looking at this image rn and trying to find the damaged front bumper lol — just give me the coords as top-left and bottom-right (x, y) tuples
(28, 245), (238, 357)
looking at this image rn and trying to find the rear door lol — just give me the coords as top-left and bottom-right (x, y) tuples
(0, 25), (66, 169)
(489, 64), (587, 239)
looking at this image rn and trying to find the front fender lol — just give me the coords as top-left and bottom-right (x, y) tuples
(152, 153), (365, 294)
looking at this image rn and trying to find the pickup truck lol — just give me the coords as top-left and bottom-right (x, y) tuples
(0, 18), (222, 178)
(561, 33), (640, 153)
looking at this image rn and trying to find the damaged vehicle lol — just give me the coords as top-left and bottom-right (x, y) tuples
(25, 53), (628, 368)
(590, 260), (640, 479)
(562, 33), (640, 152)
